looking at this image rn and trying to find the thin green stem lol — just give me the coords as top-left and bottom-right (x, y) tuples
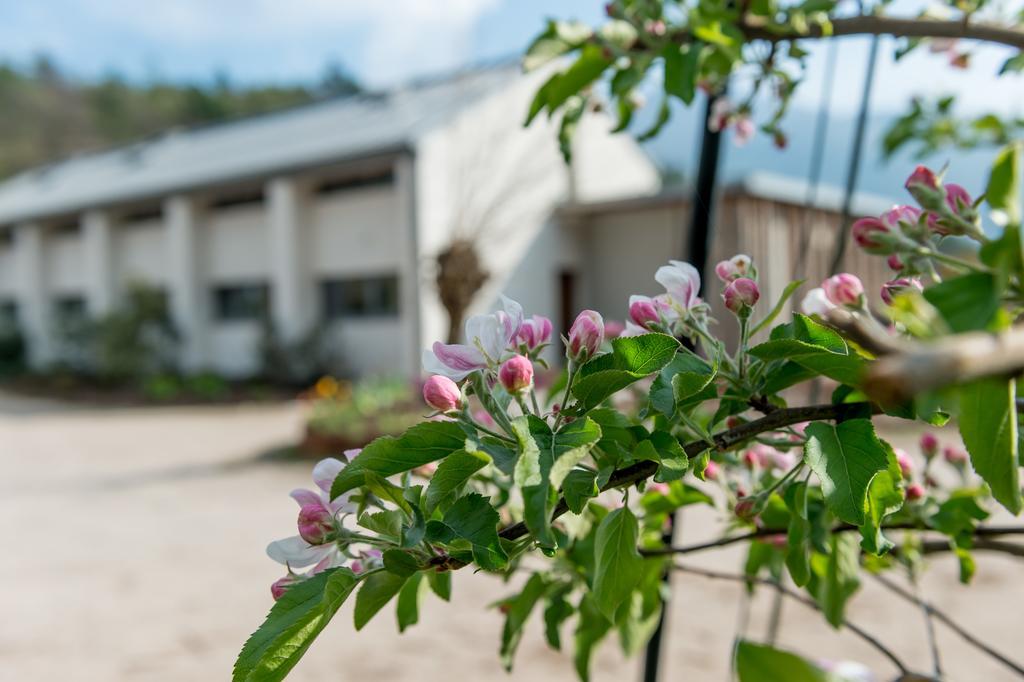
(553, 361), (577, 429)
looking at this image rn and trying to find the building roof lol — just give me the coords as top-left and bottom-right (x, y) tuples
(0, 62), (521, 224)
(559, 170), (897, 218)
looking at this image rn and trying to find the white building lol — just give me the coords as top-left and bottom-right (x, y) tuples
(0, 63), (659, 378)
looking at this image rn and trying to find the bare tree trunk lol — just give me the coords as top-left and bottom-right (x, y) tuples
(436, 239), (488, 344)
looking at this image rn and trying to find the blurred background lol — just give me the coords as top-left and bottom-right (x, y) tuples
(0, 1), (1022, 680)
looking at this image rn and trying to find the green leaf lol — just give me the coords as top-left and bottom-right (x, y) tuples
(803, 419), (890, 525)
(574, 594), (613, 682)
(735, 640), (831, 682)
(425, 493), (508, 570)
(784, 482), (811, 587)
(233, 568), (358, 682)
(664, 43), (701, 104)
(750, 279), (805, 336)
(525, 43), (611, 125)
(593, 506), (643, 622)
(543, 587), (574, 650)
(520, 416), (602, 547)
(357, 509), (403, 539)
(396, 572), (425, 633)
(562, 468), (599, 514)
(959, 378), (1021, 514)
(923, 272), (1001, 333)
(425, 448), (490, 514)
(633, 430), (689, 482)
(362, 472), (412, 515)
(986, 142), (1021, 224)
(750, 315), (864, 386)
(649, 349), (716, 417)
(331, 421), (465, 498)
(500, 573), (549, 670)
(860, 442), (905, 555)
(572, 333), (680, 411)
(354, 570), (408, 631)
(382, 549), (421, 578)
(427, 569), (452, 601)
(813, 534), (860, 628)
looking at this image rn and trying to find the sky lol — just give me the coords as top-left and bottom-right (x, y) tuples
(1, 0), (1021, 202)
(1, 0), (1021, 115)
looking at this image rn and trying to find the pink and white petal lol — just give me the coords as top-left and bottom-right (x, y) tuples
(307, 549), (345, 575)
(312, 457), (346, 494)
(430, 341), (486, 376)
(497, 295), (524, 344)
(326, 490), (357, 515)
(266, 536), (333, 568)
(289, 488), (323, 508)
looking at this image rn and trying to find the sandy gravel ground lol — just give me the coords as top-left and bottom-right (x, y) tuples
(0, 393), (1020, 682)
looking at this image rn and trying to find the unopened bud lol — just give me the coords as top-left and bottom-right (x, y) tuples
(567, 310), (604, 362)
(498, 354), (534, 394)
(422, 375), (462, 412)
(822, 273), (864, 308)
(297, 504), (335, 545)
(723, 277), (759, 314)
(920, 432), (939, 459)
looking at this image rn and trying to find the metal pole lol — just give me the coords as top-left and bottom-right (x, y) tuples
(828, 35), (881, 275)
(684, 92), (727, 280)
(642, 89), (728, 682)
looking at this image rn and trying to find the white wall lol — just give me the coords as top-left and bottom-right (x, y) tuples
(413, 69), (661, 366)
(45, 229), (86, 295)
(114, 218), (167, 289)
(203, 203), (269, 376)
(0, 240), (15, 296)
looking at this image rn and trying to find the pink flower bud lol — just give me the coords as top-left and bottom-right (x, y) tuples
(905, 166), (945, 211)
(880, 277), (923, 305)
(703, 459), (720, 480)
(628, 295), (661, 328)
(734, 116), (755, 146)
(920, 432), (939, 459)
(648, 481), (671, 496)
(726, 416), (743, 429)
(518, 315), (553, 350)
(604, 320), (625, 339)
(723, 277), (759, 313)
(906, 483), (925, 501)
(271, 575), (301, 601)
(851, 216), (891, 252)
(928, 183), (976, 234)
(568, 310), (604, 362)
(822, 273), (863, 308)
(422, 375), (462, 412)
(498, 354), (534, 393)
(734, 496), (758, 520)
(895, 448), (914, 478)
(743, 450), (760, 469)
(943, 446), (968, 465)
(297, 504), (335, 545)
(886, 254), (904, 271)
(714, 254), (752, 283)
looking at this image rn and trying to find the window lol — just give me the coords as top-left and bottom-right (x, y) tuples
(213, 284), (269, 321)
(0, 300), (17, 328)
(210, 189), (265, 210)
(314, 171), (394, 196)
(322, 276), (399, 320)
(53, 296), (86, 319)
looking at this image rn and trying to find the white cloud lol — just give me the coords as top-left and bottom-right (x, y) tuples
(0, 0), (501, 86)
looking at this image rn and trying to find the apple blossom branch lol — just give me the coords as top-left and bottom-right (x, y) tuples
(825, 309), (1024, 405)
(735, 15), (1024, 51)
(669, 562), (912, 676)
(496, 401), (878, 543)
(640, 525), (1024, 557)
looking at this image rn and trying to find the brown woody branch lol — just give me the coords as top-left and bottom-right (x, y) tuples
(871, 572), (1024, 677)
(738, 15), (1024, 51)
(641, 525), (1024, 557)
(670, 563), (912, 675)
(826, 310), (1024, 405)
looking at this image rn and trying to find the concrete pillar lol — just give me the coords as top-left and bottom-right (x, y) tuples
(82, 209), (116, 316)
(267, 177), (312, 341)
(13, 223), (49, 366)
(164, 195), (207, 371)
(395, 155), (421, 377)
